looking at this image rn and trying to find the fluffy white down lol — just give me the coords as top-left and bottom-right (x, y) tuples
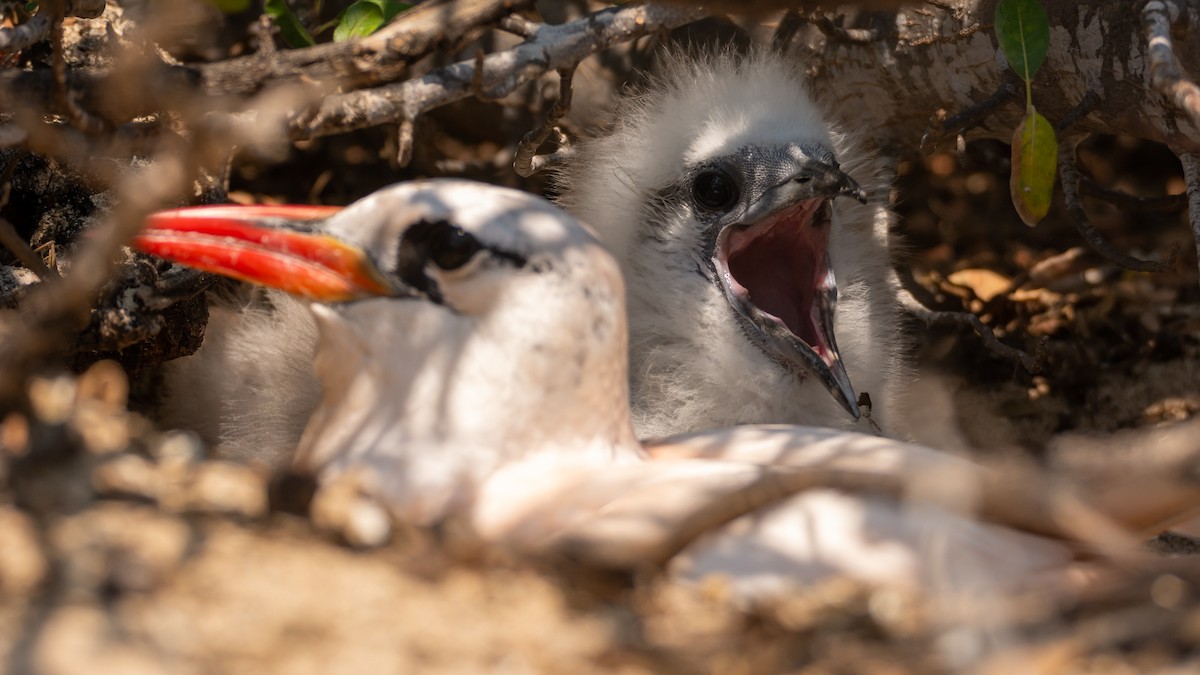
(556, 49), (908, 439)
(159, 290), (320, 469)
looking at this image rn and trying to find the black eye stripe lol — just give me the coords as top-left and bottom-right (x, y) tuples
(394, 219), (529, 303)
(396, 220), (450, 302)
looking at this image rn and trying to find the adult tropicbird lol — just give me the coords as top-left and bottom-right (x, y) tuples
(557, 49), (905, 438)
(136, 179), (1200, 601)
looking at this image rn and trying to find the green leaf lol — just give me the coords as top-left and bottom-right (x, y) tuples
(1009, 107), (1057, 226)
(995, 0), (1050, 82)
(265, 0), (315, 47)
(206, 0), (252, 13)
(334, 0), (412, 41)
(334, 2), (384, 41)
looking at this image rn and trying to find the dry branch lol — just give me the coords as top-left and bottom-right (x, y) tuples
(1181, 151), (1200, 280)
(898, 285), (1044, 374)
(1059, 142), (1176, 273)
(513, 65), (575, 178)
(1142, 0), (1200, 133)
(197, 0), (539, 96)
(0, 0), (104, 53)
(289, 4), (704, 149)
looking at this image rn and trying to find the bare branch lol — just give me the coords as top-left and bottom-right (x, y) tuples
(197, 0), (539, 96)
(810, 13), (878, 45)
(0, 218), (54, 282)
(0, 152), (56, 280)
(0, 13), (51, 53)
(1078, 175), (1188, 212)
(0, 0), (105, 53)
(898, 286), (1045, 374)
(1179, 151), (1200, 282)
(921, 74), (1021, 153)
(513, 65), (575, 178)
(498, 14), (540, 39)
(1059, 142), (1177, 273)
(1141, 0), (1200, 131)
(1053, 91), (1102, 134)
(290, 4), (704, 149)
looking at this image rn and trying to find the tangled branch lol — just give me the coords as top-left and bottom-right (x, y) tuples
(288, 3), (704, 159)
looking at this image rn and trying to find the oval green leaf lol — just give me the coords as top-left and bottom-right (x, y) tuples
(995, 0), (1050, 82)
(333, 1), (412, 41)
(334, 2), (385, 41)
(1010, 108), (1057, 226)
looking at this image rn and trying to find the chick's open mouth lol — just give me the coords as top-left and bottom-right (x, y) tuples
(715, 199), (836, 359)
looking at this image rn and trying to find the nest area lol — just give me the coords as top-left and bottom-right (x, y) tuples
(1, 2), (1199, 672)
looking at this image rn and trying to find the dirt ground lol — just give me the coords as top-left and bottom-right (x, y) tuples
(3, 6), (1200, 675)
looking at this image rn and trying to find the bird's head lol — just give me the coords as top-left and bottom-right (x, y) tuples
(559, 49), (874, 420)
(136, 179), (641, 524)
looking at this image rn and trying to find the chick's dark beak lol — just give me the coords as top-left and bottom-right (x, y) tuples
(716, 160), (868, 420)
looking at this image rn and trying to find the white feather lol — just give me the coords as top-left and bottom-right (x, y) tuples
(556, 49), (908, 438)
(159, 290), (319, 469)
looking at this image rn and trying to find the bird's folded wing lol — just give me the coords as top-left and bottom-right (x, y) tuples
(475, 457), (1076, 593)
(475, 452), (995, 569)
(645, 425), (1200, 545)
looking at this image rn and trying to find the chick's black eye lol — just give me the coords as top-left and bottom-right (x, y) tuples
(691, 170), (739, 211)
(428, 225), (482, 270)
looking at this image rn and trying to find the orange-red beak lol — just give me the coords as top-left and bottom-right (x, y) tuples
(134, 204), (397, 302)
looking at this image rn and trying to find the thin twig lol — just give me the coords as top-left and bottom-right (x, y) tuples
(498, 13), (539, 39)
(1078, 174), (1188, 212)
(0, 218), (55, 281)
(810, 13), (877, 45)
(395, 117), (415, 167)
(1142, 0), (1200, 131)
(1053, 91), (1101, 134)
(921, 73), (1021, 153)
(1179, 151), (1200, 282)
(898, 285), (1044, 374)
(1059, 142), (1177, 273)
(513, 65), (575, 178)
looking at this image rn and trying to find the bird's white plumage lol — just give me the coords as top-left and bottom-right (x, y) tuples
(557, 49), (906, 438)
(149, 178), (1200, 607)
(160, 290), (319, 468)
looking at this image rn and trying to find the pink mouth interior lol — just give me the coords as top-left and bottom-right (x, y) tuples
(724, 200), (832, 358)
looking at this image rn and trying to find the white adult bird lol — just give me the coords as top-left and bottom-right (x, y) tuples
(557, 49), (905, 438)
(135, 179), (1200, 602)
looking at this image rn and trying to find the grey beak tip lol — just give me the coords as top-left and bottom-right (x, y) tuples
(843, 396), (862, 419)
